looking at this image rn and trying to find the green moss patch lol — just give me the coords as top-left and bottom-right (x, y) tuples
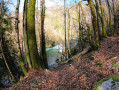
(92, 75), (119, 90)
(96, 60), (104, 69)
(112, 62), (119, 68)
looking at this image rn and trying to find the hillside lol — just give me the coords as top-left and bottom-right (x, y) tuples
(10, 34), (119, 90)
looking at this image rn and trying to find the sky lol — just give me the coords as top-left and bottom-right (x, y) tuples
(6, 0), (87, 12)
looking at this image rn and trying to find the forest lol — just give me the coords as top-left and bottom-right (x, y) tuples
(0, 0), (119, 89)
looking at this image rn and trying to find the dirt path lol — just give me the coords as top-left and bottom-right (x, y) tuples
(10, 36), (119, 90)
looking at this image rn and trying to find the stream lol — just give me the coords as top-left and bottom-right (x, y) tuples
(46, 39), (79, 67)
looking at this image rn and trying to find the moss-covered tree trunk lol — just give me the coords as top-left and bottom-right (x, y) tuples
(79, 0), (94, 48)
(15, 0), (27, 75)
(39, 0), (48, 69)
(99, 0), (108, 37)
(23, 0), (32, 69)
(27, 0), (41, 69)
(95, 0), (102, 40)
(75, 0), (84, 50)
(99, 0), (108, 38)
(88, 0), (99, 49)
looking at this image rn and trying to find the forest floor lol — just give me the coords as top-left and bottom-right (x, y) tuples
(10, 35), (119, 90)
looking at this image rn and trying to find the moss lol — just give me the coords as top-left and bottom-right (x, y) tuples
(88, 0), (99, 49)
(111, 62), (119, 68)
(79, 0), (93, 47)
(75, 0), (84, 48)
(23, 0), (32, 69)
(96, 60), (103, 65)
(96, 60), (104, 69)
(18, 54), (28, 76)
(99, 0), (108, 38)
(92, 75), (119, 90)
(27, 0), (41, 69)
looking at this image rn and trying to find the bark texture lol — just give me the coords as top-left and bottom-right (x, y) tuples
(67, 8), (71, 57)
(99, 0), (108, 38)
(88, 0), (99, 49)
(15, 0), (27, 75)
(40, 0), (48, 68)
(27, 0), (41, 69)
(95, 0), (102, 40)
(23, 0), (32, 69)
(79, 0), (94, 48)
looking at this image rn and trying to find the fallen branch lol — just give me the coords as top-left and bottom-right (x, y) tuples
(71, 46), (92, 60)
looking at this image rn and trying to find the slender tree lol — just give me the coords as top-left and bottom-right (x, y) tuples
(112, 0), (116, 33)
(64, 0), (67, 58)
(87, 0), (99, 49)
(75, 0), (84, 50)
(27, 0), (41, 69)
(40, 0), (48, 68)
(67, 8), (71, 57)
(99, 0), (108, 38)
(15, 0), (27, 75)
(0, 0), (3, 36)
(79, 0), (94, 47)
(95, 0), (102, 39)
(23, 0), (32, 69)
(106, 0), (112, 34)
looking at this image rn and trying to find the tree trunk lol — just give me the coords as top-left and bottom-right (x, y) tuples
(40, 0), (48, 69)
(15, 0), (27, 75)
(0, 0), (3, 36)
(23, 0), (32, 69)
(27, 0), (41, 69)
(75, 0), (84, 51)
(99, 0), (108, 38)
(79, 0), (94, 48)
(88, 0), (99, 49)
(67, 8), (71, 57)
(112, 0), (116, 33)
(106, 0), (112, 35)
(95, 0), (102, 40)
(71, 46), (91, 60)
(64, 0), (67, 59)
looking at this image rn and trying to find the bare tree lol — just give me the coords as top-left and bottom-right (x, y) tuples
(23, 0), (32, 69)
(15, 0), (27, 75)
(64, 0), (67, 58)
(39, 0), (48, 68)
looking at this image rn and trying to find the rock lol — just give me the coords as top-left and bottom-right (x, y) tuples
(99, 78), (119, 90)
(99, 78), (113, 90)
